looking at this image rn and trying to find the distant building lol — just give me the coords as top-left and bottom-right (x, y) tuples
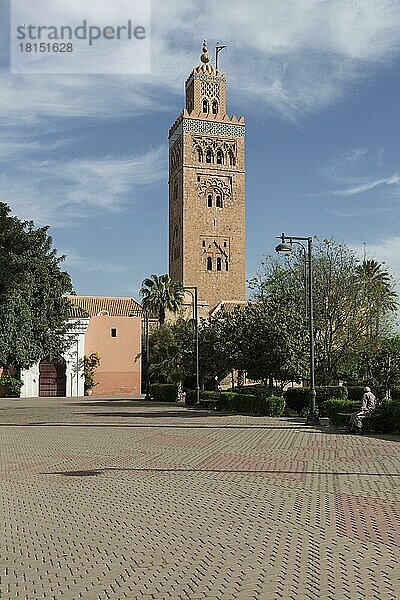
(68, 296), (142, 397)
(19, 296), (142, 398)
(169, 40), (246, 313)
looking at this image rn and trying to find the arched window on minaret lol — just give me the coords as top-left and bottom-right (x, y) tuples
(203, 99), (209, 113)
(229, 151), (236, 167)
(206, 149), (213, 164)
(207, 194), (213, 207)
(216, 257), (222, 271)
(212, 100), (218, 114)
(216, 150), (224, 165)
(225, 260), (229, 271)
(198, 148), (203, 162)
(207, 256), (213, 270)
(216, 194), (223, 208)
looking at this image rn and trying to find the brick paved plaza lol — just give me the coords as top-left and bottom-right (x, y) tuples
(1, 397), (400, 599)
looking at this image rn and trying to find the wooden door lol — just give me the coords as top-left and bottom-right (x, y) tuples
(39, 361), (66, 397)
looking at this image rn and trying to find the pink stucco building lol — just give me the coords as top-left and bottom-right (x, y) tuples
(68, 296), (142, 397)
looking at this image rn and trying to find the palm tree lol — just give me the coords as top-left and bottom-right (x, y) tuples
(140, 274), (184, 325)
(355, 259), (397, 337)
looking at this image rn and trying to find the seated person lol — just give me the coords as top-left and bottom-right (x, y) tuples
(349, 386), (376, 433)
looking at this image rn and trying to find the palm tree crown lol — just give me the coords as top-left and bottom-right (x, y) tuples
(140, 274), (184, 325)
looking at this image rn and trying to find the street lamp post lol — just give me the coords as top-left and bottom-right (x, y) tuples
(275, 233), (318, 424)
(144, 308), (151, 400)
(183, 286), (200, 405)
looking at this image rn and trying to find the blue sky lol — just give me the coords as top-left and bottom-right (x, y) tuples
(2, 0), (400, 300)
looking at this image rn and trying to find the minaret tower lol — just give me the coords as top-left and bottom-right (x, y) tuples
(168, 40), (246, 311)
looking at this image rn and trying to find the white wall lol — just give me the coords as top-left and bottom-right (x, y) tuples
(20, 318), (89, 398)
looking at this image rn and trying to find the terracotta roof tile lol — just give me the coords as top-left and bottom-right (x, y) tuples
(67, 296), (142, 317)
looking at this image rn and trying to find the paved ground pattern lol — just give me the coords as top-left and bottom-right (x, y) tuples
(1, 397), (400, 599)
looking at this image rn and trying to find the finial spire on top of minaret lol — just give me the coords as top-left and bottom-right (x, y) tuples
(200, 39), (209, 64)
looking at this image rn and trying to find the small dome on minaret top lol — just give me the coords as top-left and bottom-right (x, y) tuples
(193, 38), (218, 76)
(200, 39), (209, 64)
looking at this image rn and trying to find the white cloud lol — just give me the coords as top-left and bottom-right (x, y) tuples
(1, 0), (400, 125)
(0, 146), (166, 226)
(335, 173), (400, 197)
(323, 148), (369, 182)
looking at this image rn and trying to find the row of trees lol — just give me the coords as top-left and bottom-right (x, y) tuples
(1, 200), (398, 398)
(141, 239), (400, 395)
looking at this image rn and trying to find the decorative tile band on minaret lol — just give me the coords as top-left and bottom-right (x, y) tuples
(168, 40), (246, 312)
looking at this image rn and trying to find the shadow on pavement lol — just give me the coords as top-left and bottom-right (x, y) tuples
(41, 466), (400, 477)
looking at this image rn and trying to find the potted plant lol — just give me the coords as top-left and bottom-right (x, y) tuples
(83, 352), (100, 396)
(0, 374), (23, 398)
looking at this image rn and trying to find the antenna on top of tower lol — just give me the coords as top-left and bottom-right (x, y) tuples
(215, 42), (226, 71)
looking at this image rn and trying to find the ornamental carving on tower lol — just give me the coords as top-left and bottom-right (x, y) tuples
(197, 176), (232, 199)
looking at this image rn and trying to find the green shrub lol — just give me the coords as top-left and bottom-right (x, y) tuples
(373, 401), (400, 434)
(184, 390), (219, 406)
(185, 390), (285, 416)
(220, 392), (285, 416)
(284, 386), (348, 415)
(0, 375), (23, 397)
(323, 398), (358, 427)
(283, 388), (309, 415)
(346, 386), (366, 402)
(149, 384), (178, 403)
(317, 386), (348, 402)
(235, 385), (281, 397)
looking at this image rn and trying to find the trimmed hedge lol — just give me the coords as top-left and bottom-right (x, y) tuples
(322, 398), (358, 427)
(235, 385), (281, 397)
(185, 390), (285, 416)
(374, 401), (400, 434)
(149, 384), (178, 403)
(184, 390), (217, 406)
(0, 375), (23, 397)
(284, 386), (348, 416)
(220, 393), (285, 416)
(346, 386), (366, 402)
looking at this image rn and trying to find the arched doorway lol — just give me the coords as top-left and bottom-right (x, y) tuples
(39, 360), (66, 397)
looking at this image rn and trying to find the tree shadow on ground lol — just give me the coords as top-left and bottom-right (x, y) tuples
(41, 466), (400, 477)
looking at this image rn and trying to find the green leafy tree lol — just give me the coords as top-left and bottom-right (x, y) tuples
(352, 335), (400, 397)
(250, 239), (398, 384)
(0, 203), (73, 369)
(140, 274), (184, 325)
(148, 319), (193, 384)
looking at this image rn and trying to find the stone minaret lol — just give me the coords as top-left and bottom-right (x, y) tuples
(168, 40), (246, 311)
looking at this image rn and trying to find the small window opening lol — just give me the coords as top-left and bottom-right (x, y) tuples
(217, 257), (222, 271)
(216, 195), (222, 208)
(216, 150), (224, 165)
(229, 152), (236, 167)
(224, 241), (227, 247)
(202, 240), (206, 247)
(203, 99), (209, 113)
(208, 194), (212, 207)
(225, 260), (229, 271)
(212, 100), (218, 114)
(111, 328), (117, 338)
(206, 149), (213, 164)
(198, 149), (203, 163)
(197, 176), (201, 182)
(207, 256), (213, 271)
